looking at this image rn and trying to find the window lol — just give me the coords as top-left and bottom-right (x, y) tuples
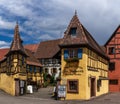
(64, 49), (83, 59)
(41, 59), (44, 64)
(39, 67), (43, 74)
(34, 66), (36, 73)
(109, 79), (118, 85)
(67, 79), (78, 93)
(29, 66), (32, 72)
(64, 50), (69, 59)
(69, 27), (77, 36)
(97, 79), (101, 92)
(52, 68), (57, 74)
(69, 49), (77, 58)
(109, 47), (115, 54)
(109, 62), (115, 71)
(45, 68), (48, 73)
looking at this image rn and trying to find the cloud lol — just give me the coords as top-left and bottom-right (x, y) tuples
(0, 41), (10, 49)
(0, 16), (15, 29)
(38, 34), (54, 41)
(0, 0), (120, 48)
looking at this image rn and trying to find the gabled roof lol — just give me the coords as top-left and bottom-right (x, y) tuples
(60, 12), (108, 58)
(104, 25), (120, 46)
(6, 23), (27, 56)
(35, 39), (62, 59)
(24, 44), (39, 53)
(25, 49), (42, 67)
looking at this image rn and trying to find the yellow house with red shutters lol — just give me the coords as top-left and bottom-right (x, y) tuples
(59, 12), (109, 100)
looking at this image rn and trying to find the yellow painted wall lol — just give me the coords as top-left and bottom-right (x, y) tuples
(61, 47), (109, 100)
(0, 53), (27, 96)
(61, 48), (88, 100)
(27, 65), (43, 85)
(0, 74), (15, 96)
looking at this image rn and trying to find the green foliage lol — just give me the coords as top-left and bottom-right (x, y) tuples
(50, 74), (55, 84)
(43, 73), (47, 82)
(43, 73), (56, 87)
(43, 81), (49, 87)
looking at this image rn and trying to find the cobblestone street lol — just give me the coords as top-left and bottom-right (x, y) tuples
(1, 87), (120, 104)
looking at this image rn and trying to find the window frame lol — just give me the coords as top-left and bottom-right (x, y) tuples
(64, 48), (83, 60)
(108, 47), (115, 54)
(69, 27), (77, 36)
(109, 79), (118, 85)
(67, 79), (79, 93)
(109, 62), (115, 71)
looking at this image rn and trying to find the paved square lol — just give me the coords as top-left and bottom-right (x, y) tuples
(0, 87), (120, 104)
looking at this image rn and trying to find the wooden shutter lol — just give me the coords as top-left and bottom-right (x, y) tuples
(64, 50), (69, 59)
(78, 49), (82, 59)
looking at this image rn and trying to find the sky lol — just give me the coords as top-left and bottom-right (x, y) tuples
(0, 0), (120, 48)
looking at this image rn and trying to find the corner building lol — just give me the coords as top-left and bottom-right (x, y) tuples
(59, 12), (109, 100)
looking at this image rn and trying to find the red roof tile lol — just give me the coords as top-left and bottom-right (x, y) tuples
(35, 39), (62, 59)
(24, 44), (39, 53)
(25, 49), (42, 67)
(0, 48), (9, 61)
(0, 48), (41, 67)
(60, 12), (108, 58)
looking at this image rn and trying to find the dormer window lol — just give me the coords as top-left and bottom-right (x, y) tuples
(69, 27), (77, 36)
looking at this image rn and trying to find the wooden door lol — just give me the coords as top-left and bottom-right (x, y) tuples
(90, 78), (96, 97)
(15, 79), (20, 96)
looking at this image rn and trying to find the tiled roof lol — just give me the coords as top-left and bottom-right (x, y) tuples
(25, 49), (42, 67)
(0, 48), (41, 67)
(35, 39), (62, 59)
(101, 46), (106, 53)
(6, 23), (27, 56)
(24, 44), (39, 53)
(0, 48), (9, 61)
(60, 12), (108, 58)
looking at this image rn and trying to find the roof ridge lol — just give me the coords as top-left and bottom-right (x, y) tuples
(40, 38), (62, 43)
(105, 25), (120, 46)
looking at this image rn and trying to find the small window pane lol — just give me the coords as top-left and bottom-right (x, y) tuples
(109, 79), (118, 85)
(29, 66), (32, 72)
(109, 62), (115, 71)
(109, 47), (115, 54)
(69, 27), (77, 36)
(64, 50), (69, 59)
(67, 80), (78, 93)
